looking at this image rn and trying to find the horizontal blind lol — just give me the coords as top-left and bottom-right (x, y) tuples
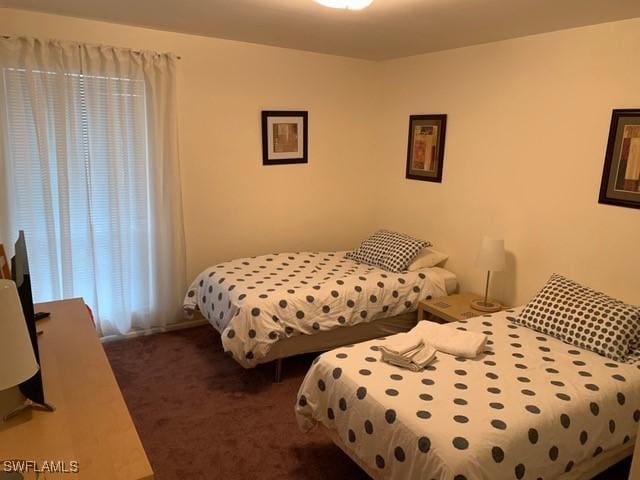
(2, 66), (151, 328)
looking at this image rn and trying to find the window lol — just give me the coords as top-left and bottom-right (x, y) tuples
(1, 38), (186, 336)
(2, 66), (153, 329)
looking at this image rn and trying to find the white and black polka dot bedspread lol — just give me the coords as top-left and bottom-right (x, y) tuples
(295, 309), (640, 480)
(183, 252), (446, 368)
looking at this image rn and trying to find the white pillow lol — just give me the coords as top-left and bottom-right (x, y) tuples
(407, 247), (448, 271)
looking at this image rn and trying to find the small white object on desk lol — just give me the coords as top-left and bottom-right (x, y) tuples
(0, 279), (39, 419)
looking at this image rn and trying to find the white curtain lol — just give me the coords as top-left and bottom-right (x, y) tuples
(0, 37), (187, 336)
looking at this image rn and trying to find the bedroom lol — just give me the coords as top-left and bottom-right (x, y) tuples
(0, 0), (639, 479)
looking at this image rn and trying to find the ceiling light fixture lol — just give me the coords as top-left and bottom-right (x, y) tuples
(313, 0), (373, 10)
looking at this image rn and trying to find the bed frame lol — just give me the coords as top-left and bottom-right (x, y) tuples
(193, 307), (421, 382)
(262, 310), (419, 382)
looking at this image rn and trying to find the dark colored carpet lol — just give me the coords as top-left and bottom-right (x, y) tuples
(104, 325), (632, 480)
(104, 325), (368, 480)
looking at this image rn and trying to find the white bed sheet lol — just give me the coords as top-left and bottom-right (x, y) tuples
(183, 251), (452, 368)
(295, 308), (640, 480)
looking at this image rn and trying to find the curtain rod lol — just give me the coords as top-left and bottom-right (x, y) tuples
(1, 35), (181, 59)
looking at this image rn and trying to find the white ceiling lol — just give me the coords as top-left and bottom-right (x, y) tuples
(3, 0), (640, 60)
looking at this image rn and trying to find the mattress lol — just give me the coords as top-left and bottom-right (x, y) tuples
(183, 251), (455, 368)
(295, 308), (640, 480)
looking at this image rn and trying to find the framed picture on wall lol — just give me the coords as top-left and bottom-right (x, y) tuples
(0, 244), (9, 279)
(262, 110), (308, 165)
(599, 109), (640, 210)
(406, 114), (447, 182)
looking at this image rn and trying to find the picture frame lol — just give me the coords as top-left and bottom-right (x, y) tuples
(599, 109), (640, 210)
(261, 110), (308, 165)
(0, 244), (9, 279)
(406, 114), (447, 182)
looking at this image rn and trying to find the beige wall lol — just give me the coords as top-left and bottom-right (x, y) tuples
(375, 18), (640, 306)
(1, 8), (639, 306)
(0, 8), (379, 281)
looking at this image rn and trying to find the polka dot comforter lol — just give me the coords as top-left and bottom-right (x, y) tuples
(295, 309), (640, 480)
(183, 252), (446, 368)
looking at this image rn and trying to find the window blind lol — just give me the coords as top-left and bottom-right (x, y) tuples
(2, 66), (151, 322)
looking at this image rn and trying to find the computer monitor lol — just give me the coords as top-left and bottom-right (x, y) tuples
(11, 230), (46, 405)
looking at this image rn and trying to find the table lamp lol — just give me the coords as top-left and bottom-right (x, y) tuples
(470, 237), (506, 312)
(0, 279), (39, 420)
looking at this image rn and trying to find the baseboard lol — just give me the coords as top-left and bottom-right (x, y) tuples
(100, 318), (208, 343)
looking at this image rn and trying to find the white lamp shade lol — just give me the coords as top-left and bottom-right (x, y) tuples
(475, 237), (506, 272)
(0, 279), (38, 391)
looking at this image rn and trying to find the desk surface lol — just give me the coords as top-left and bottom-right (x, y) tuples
(0, 298), (153, 480)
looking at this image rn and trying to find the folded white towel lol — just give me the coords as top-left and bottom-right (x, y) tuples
(380, 342), (436, 372)
(412, 321), (487, 358)
(379, 321), (486, 370)
(380, 332), (423, 355)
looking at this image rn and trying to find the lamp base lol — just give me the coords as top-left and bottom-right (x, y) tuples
(2, 397), (55, 422)
(470, 299), (501, 313)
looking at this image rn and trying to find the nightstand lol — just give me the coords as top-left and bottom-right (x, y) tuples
(418, 292), (497, 323)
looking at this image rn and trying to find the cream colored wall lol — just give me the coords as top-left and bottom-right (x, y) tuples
(2, 8), (639, 306)
(375, 18), (640, 306)
(0, 8), (379, 281)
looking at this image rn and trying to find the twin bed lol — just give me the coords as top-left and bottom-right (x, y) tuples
(294, 308), (640, 479)
(183, 250), (457, 379)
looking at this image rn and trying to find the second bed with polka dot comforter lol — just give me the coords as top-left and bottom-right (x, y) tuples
(183, 251), (447, 368)
(295, 308), (640, 480)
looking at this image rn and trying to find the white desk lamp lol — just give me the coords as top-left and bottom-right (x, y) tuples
(471, 237), (506, 312)
(0, 279), (39, 421)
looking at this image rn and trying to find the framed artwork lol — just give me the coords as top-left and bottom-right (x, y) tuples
(406, 114), (447, 182)
(262, 110), (308, 165)
(599, 109), (640, 210)
(0, 244), (9, 279)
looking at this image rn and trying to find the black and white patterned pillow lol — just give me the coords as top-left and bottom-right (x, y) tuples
(511, 274), (640, 363)
(345, 230), (430, 273)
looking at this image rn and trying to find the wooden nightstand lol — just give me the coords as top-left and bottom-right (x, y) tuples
(418, 292), (497, 323)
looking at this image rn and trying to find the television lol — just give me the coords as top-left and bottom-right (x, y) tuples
(11, 231), (52, 410)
